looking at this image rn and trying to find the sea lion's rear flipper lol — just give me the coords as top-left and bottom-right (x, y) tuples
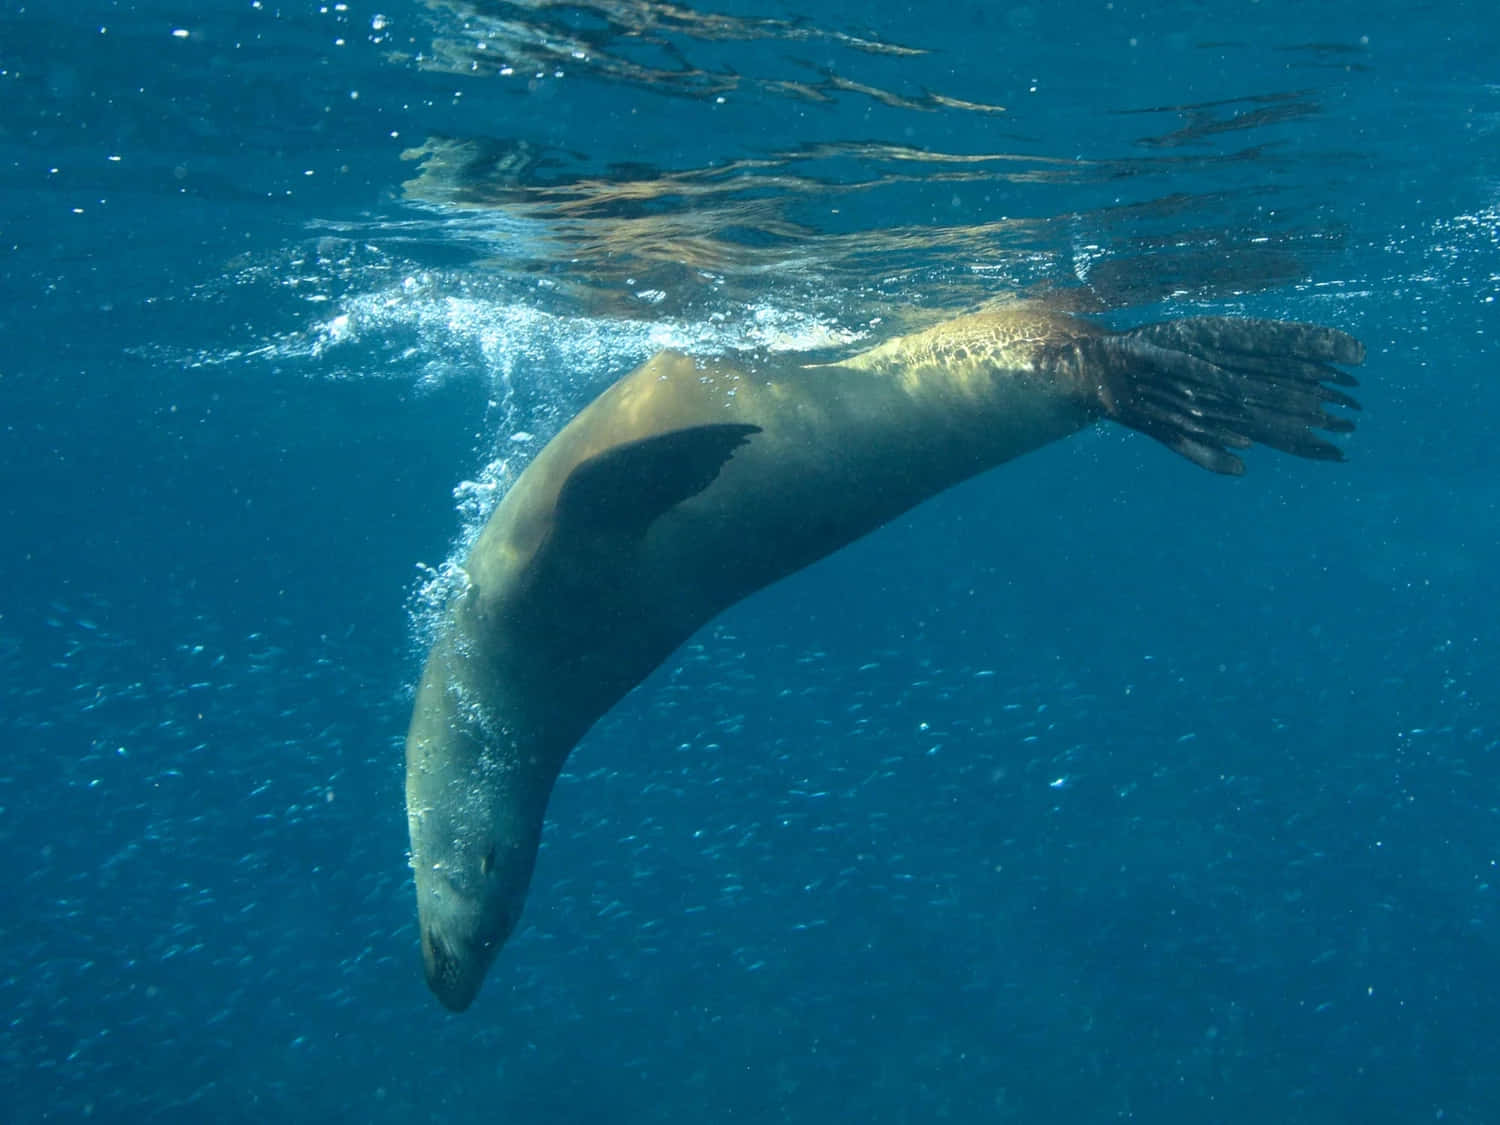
(555, 423), (762, 537)
(1077, 317), (1364, 475)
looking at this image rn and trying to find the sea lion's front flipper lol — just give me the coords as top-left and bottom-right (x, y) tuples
(1075, 318), (1364, 475)
(554, 423), (762, 537)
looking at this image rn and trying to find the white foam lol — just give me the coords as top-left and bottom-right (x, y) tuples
(167, 242), (864, 653)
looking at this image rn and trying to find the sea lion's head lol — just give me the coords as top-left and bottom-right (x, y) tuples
(409, 816), (533, 1012)
(404, 641), (548, 1012)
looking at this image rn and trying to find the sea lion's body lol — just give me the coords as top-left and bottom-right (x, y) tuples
(404, 303), (1363, 1011)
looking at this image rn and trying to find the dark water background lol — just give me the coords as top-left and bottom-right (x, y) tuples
(3, 1), (1498, 1122)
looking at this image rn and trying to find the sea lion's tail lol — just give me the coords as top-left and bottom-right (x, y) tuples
(1069, 317), (1364, 475)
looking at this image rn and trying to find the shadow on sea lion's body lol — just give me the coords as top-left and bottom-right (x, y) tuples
(403, 300), (1363, 1011)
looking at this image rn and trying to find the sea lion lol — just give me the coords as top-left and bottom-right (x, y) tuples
(404, 301), (1363, 1011)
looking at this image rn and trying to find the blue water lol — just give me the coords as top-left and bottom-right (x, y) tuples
(4, 1), (1498, 1121)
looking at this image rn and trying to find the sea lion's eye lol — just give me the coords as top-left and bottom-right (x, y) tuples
(480, 846), (495, 877)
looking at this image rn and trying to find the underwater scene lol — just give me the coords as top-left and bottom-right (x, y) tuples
(3, 1), (1498, 1121)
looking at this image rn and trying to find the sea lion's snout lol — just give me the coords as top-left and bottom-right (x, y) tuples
(421, 923), (485, 1013)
